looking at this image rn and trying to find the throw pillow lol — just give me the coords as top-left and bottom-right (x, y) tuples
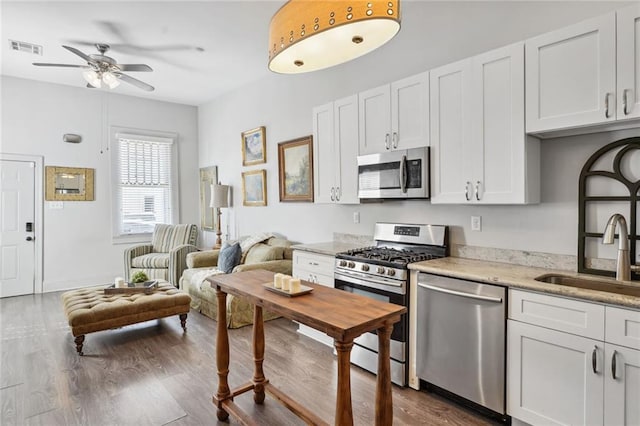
(218, 242), (242, 273)
(244, 244), (284, 265)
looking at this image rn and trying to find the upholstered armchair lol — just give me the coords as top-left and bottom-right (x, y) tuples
(124, 223), (198, 287)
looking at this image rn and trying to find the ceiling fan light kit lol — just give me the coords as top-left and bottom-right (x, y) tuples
(268, 0), (401, 74)
(33, 44), (154, 92)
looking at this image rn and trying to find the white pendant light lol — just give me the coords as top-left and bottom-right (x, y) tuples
(268, 0), (401, 74)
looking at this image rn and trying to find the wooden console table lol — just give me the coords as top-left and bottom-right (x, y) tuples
(206, 269), (406, 426)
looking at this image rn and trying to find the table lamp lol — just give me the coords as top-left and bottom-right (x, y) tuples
(210, 183), (230, 249)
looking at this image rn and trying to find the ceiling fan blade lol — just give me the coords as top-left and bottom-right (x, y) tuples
(33, 63), (89, 68)
(117, 64), (153, 72)
(117, 73), (154, 92)
(62, 45), (91, 62)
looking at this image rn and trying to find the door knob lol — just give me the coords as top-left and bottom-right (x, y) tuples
(26, 236), (34, 241)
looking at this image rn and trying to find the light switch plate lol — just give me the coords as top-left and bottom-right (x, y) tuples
(471, 215), (481, 231)
(353, 212), (360, 224)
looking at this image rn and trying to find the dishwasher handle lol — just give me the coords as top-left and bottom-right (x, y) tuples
(418, 282), (503, 303)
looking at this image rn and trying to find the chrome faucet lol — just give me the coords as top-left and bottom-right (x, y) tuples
(602, 214), (636, 281)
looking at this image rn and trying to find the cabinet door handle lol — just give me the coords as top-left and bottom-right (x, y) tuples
(330, 187), (335, 201)
(611, 350), (618, 380)
(392, 132), (398, 149)
(335, 187), (340, 202)
(623, 89), (631, 115)
(605, 92), (611, 118)
(592, 345), (598, 374)
(385, 133), (390, 150)
(465, 181), (471, 201)
(475, 181), (481, 201)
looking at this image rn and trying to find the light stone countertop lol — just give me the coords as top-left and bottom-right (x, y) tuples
(409, 257), (640, 310)
(291, 241), (366, 257)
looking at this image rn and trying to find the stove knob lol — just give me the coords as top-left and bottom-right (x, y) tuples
(361, 264), (370, 272)
(377, 266), (385, 274)
(348, 261), (356, 268)
(339, 260), (347, 267)
(387, 269), (396, 277)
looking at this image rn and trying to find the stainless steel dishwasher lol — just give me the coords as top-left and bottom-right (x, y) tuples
(416, 272), (506, 416)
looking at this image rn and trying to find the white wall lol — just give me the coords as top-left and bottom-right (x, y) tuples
(0, 76), (199, 291)
(198, 1), (638, 262)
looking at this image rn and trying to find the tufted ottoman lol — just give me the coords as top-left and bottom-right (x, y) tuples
(61, 281), (191, 355)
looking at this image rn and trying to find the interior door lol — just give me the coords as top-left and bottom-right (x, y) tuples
(0, 160), (35, 297)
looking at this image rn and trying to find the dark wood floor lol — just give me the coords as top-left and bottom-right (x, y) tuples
(1, 291), (497, 425)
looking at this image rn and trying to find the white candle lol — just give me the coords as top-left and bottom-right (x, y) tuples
(282, 276), (291, 292)
(274, 273), (283, 289)
(115, 277), (125, 288)
(290, 278), (301, 293)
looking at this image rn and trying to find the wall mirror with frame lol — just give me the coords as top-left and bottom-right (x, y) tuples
(199, 165), (218, 231)
(45, 166), (94, 201)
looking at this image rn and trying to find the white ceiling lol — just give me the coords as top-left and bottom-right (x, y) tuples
(1, 1), (283, 106)
(1, 1), (631, 107)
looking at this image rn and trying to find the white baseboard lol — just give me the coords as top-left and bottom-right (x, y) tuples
(43, 274), (118, 293)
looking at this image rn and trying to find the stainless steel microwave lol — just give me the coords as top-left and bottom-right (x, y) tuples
(357, 147), (430, 200)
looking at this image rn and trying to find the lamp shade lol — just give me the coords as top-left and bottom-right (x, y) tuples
(268, 0), (401, 74)
(82, 69), (102, 88)
(210, 184), (230, 208)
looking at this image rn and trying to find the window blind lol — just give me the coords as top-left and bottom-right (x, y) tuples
(115, 134), (174, 236)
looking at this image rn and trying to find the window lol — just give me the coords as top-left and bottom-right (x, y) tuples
(111, 129), (178, 241)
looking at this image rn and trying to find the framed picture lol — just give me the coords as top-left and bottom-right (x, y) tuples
(242, 169), (267, 206)
(45, 166), (94, 201)
(241, 126), (266, 166)
(199, 166), (218, 231)
(278, 135), (314, 202)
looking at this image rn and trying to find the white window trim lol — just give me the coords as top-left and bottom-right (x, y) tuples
(110, 126), (180, 244)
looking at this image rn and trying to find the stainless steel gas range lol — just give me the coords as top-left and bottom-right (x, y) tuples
(334, 222), (448, 386)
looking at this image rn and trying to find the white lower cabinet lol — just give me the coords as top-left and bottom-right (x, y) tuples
(508, 289), (640, 426)
(292, 250), (334, 347)
(604, 343), (640, 426)
(507, 320), (604, 425)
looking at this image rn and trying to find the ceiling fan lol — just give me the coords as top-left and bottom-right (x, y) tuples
(33, 44), (154, 92)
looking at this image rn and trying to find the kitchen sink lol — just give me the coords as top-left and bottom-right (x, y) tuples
(534, 274), (640, 297)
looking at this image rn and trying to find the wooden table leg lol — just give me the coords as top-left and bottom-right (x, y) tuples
(213, 287), (231, 421)
(252, 305), (266, 404)
(334, 339), (354, 426)
(375, 322), (394, 426)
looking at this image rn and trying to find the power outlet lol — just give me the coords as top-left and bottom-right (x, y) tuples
(49, 201), (63, 209)
(471, 216), (482, 231)
(353, 212), (360, 224)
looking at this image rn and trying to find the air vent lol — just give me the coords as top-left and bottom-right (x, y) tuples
(9, 40), (42, 55)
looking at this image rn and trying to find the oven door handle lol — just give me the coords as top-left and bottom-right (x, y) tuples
(335, 271), (405, 295)
(418, 283), (503, 303)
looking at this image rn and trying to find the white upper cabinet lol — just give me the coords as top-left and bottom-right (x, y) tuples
(359, 72), (429, 155)
(525, 9), (640, 134)
(430, 58), (473, 203)
(617, 3), (640, 121)
(312, 95), (359, 205)
(431, 42), (540, 205)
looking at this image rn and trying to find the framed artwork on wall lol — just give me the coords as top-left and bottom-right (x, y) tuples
(242, 169), (267, 206)
(45, 166), (95, 201)
(278, 135), (314, 202)
(241, 126), (266, 166)
(199, 165), (218, 231)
